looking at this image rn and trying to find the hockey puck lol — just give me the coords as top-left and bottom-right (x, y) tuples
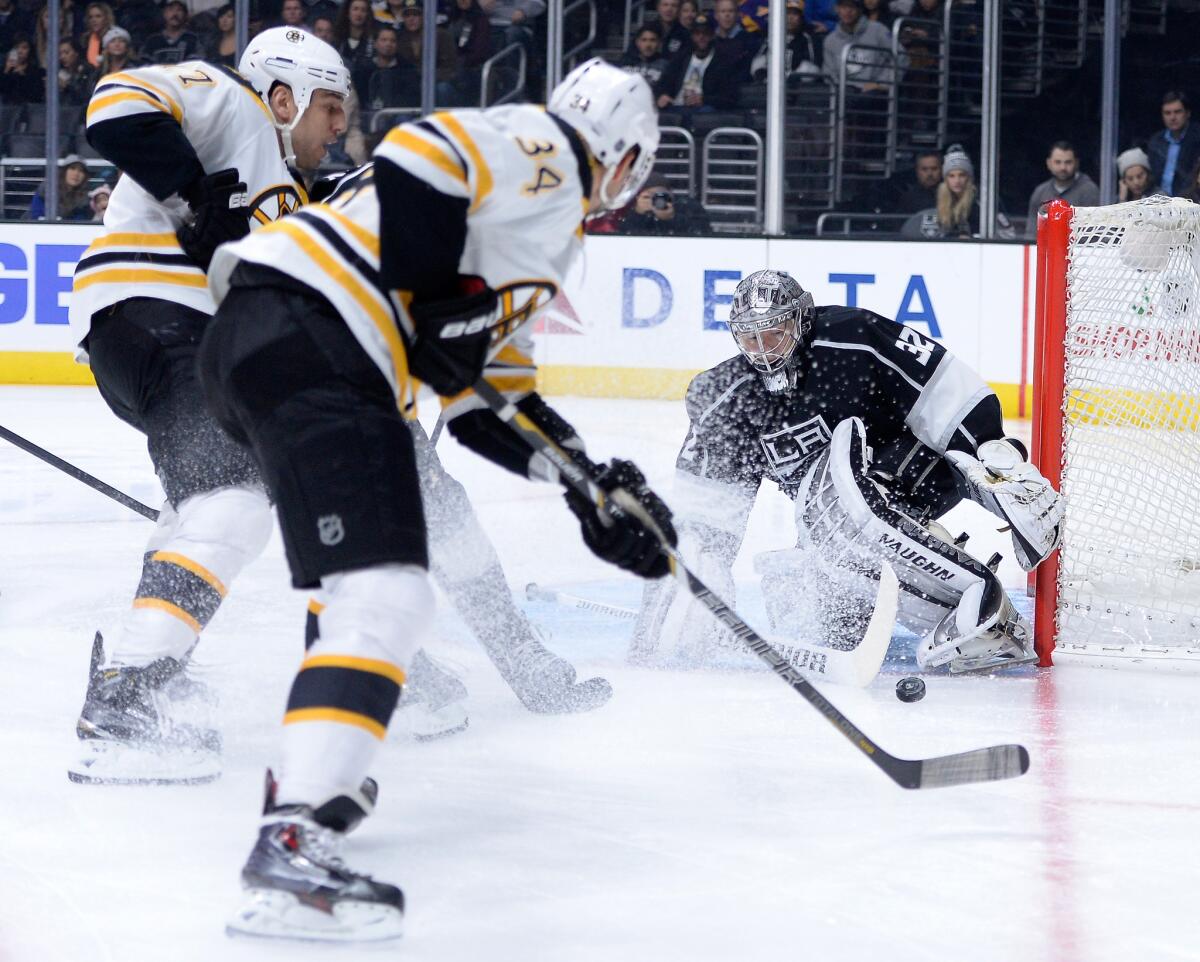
(895, 677), (926, 703)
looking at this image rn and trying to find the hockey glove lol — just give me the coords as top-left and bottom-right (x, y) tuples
(176, 168), (251, 271)
(564, 459), (677, 579)
(945, 438), (1065, 571)
(406, 275), (499, 396)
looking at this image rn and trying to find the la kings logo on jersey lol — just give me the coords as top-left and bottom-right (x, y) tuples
(760, 415), (832, 480)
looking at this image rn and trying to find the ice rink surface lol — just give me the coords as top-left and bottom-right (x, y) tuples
(1, 385), (1198, 962)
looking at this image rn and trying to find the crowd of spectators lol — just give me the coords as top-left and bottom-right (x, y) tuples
(4, 0), (1200, 234)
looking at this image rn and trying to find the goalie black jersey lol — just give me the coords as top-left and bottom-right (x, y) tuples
(673, 305), (1005, 538)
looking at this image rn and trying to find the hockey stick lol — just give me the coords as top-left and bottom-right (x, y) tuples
(471, 378), (1030, 789)
(528, 579), (893, 687)
(0, 424), (160, 521)
(525, 582), (639, 619)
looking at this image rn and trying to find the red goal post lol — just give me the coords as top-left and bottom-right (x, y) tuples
(1032, 196), (1200, 670)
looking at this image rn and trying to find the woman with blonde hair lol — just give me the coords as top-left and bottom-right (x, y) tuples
(935, 145), (977, 236)
(81, 1), (114, 67)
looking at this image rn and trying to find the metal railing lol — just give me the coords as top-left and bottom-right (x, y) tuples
(892, 16), (947, 155)
(654, 126), (697, 199)
(815, 211), (915, 236)
(369, 108), (423, 133)
(784, 79), (838, 223)
(562, 0), (598, 71)
(0, 158), (115, 221)
(701, 128), (764, 229)
(834, 43), (899, 203)
(480, 42), (528, 107)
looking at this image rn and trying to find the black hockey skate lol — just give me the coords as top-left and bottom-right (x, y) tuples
(68, 633), (221, 785)
(227, 778), (404, 943)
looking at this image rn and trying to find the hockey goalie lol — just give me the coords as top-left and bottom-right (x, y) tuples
(631, 269), (1065, 675)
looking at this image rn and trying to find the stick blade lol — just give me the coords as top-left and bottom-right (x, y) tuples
(903, 743), (1030, 789)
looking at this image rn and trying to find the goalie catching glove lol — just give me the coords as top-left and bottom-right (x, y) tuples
(565, 459), (677, 579)
(404, 275), (499, 396)
(945, 439), (1064, 571)
(176, 168), (252, 271)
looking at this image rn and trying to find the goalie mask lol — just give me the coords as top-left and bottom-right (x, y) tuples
(729, 270), (815, 393)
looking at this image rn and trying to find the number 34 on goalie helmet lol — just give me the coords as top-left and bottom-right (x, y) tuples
(548, 58), (659, 211)
(729, 269), (816, 393)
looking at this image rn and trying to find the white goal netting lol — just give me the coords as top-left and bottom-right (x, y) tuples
(1055, 196), (1200, 662)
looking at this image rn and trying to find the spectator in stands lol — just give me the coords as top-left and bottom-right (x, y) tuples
(394, 0), (456, 104)
(912, 144), (1013, 239)
(373, 0), (406, 29)
(141, 0), (201, 63)
(1148, 91), (1200, 198)
(335, 0), (377, 72)
(750, 0), (822, 82)
(893, 148), (941, 212)
(364, 24), (418, 108)
(622, 23), (667, 87)
(861, 0), (891, 27)
(311, 13), (336, 42)
(88, 182), (111, 222)
(649, 0), (690, 59)
(1117, 147), (1153, 203)
(655, 14), (740, 112)
(28, 155), (92, 221)
(1023, 140), (1099, 238)
(57, 38), (95, 104)
(96, 25), (142, 78)
(0, 0), (34, 61)
(279, 0), (308, 29)
(712, 0), (759, 81)
(115, 0), (163, 50)
(678, 0), (699, 30)
(618, 175), (713, 236)
(1, 35), (44, 102)
(822, 0), (891, 91)
(206, 3), (237, 65)
(447, 0), (490, 105)
(81, 2), (114, 67)
(483, 0), (545, 58)
(35, 6), (67, 70)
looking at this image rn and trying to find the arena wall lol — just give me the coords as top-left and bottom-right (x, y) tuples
(0, 225), (1037, 417)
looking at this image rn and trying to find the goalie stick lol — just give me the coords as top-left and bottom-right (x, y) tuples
(526, 580), (893, 688)
(472, 378), (1029, 790)
(0, 423), (160, 521)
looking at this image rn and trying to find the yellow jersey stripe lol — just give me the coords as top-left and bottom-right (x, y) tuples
(385, 128), (469, 190)
(434, 113), (493, 211)
(319, 205), (380, 258)
(100, 72), (184, 121)
(268, 219), (409, 393)
(307, 598), (326, 616)
(86, 232), (182, 251)
(132, 597), (202, 634)
(283, 707), (387, 739)
(151, 550), (228, 598)
(87, 90), (171, 124)
(300, 654), (407, 687)
(74, 268), (208, 291)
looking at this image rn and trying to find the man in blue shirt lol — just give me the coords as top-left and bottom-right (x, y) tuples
(1148, 90), (1200, 196)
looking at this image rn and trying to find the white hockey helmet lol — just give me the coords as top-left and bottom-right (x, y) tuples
(729, 270), (815, 393)
(239, 26), (351, 166)
(548, 57), (659, 210)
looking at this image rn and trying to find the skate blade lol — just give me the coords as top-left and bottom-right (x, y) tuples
(521, 676), (613, 714)
(226, 889), (404, 943)
(949, 649), (1039, 674)
(68, 739), (221, 785)
(390, 701), (469, 742)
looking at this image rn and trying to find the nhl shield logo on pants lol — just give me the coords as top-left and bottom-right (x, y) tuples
(318, 514), (345, 546)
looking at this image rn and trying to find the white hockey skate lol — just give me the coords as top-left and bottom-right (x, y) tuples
(390, 649), (470, 741)
(69, 633), (221, 785)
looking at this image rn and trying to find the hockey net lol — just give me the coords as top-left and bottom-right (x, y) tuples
(1033, 195), (1200, 669)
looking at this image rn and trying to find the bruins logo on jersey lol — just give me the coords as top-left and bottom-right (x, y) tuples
(249, 185), (304, 225)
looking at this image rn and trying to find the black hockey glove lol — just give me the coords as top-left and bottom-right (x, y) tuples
(564, 459), (677, 580)
(176, 168), (252, 271)
(406, 275), (499, 396)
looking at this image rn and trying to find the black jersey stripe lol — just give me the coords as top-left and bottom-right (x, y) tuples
(293, 210), (383, 288)
(415, 120), (469, 177)
(76, 250), (198, 273)
(93, 81), (170, 108)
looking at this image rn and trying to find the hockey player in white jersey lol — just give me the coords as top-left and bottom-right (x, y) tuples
(200, 60), (669, 940)
(632, 269), (1065, 675)
(66, 28), (350, 785)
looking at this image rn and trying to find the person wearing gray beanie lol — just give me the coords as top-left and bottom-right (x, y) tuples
(1117, 147), (1153, 202)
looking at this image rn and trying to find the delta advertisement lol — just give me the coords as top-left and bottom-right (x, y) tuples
(0, 225), (1036, 414)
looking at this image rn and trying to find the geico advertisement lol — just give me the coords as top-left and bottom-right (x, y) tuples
(0, 225), (1031, 388)
(548, 236), (1032, 384)
(0, 224), (100, 350)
